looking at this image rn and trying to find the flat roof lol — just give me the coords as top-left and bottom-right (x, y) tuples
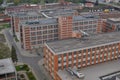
(0, 58), (16, 75)
(73, 15), (98, 21)
(13, 11), (42, 17)
(41, 9), (76, 18)
(46, 31), (120, 54)
(108, 18), (120, 23)
(21, 15), (98, 27)
(58, 70), (83, 80)
(99, 11), (120, 19)
(80, 59), (120, 80)
(22, 18), (58, 26)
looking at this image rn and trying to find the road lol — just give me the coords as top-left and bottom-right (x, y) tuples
(4, 29), (49, 80)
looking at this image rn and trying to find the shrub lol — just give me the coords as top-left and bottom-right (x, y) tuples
(26, 71), (36, 80)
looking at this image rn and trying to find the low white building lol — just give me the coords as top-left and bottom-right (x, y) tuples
(0, 58), (17, 80)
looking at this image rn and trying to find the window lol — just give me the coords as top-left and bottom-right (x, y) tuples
(37, 36), (41, 39)
(84, 21), (88, 24)
(80, 22), (83, 25)
(54, 34), (58, 37)
(69, 52), (72, 56)
(38, 41), (42, 44)
(89, 21), (92, 24)
(54, 25), (58, 28)
(54, 29), (58, 33)
(37, 31), (42, 35)
(31, 32), (36, 35)
(31, 37), (36, 40)
(43, 26), (47, 29)
(37, 27), (41, 30)
(31, 27), (36, 31)
(31, 41), (36, 45)
(43, 31), (47, 34)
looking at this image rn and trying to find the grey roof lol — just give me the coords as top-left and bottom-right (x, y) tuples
(58, 70), (80, 80)
(46, 31), (120, 54)
(41, 9), (76, 18)
(108, 18), (120, 23)
(12, 11), (41, 17)
(73, 15), (98, 21)
(22, 15), (98, 27)
(116, 75), (120, 79)
(0, 58), (16, 75)
(23, 18), (58, 26)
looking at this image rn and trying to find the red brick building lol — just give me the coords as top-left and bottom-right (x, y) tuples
(102, 18), (120, 32)
(58, 16), (73, 39)
(20, 15), (101, 50)
(44, 31), (120, 80)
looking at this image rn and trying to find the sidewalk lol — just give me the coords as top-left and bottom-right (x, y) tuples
(9, 29), (38, 57)
(38, 59), (53, 80)
(16, 42), (38, 57)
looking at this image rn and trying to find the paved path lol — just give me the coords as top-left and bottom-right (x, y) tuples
(4, 29), (50, 80)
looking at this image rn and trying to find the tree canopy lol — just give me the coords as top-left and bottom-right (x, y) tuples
(0, 0), (3, 5)
(11, 46), (18, 63)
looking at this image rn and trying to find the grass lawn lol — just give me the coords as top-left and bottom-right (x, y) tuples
(0, 33), (10, 59)
(0, 23), (10, 31)
(0, 42), (10, 59)
(26, 71), (36, 80)
(13, 35), (19, 42)
(16, 64), (30, 71)
(0, 34), (6, 43)
(16, 64), (36, 80)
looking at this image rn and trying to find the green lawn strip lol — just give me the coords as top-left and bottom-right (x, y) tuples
(26, 71), (36, 80)
(0, 42), (10, 59)
(0, 34), (6, 42)
(15, 36), (19, 42)
(2, 23), (10, 28)
(15, 64), (30, 71)
(0, 23), (10, 31)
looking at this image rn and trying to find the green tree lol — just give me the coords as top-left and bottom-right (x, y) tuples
(95, 0), (99, 5)
(31, 0), (40, 4)
(0, 0), (3, 4)
(13, 0), (20, 5)
(81, 0), (86, 4)
(11, 46), (18, 63)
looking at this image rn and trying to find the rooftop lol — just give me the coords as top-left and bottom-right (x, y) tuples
(13, 11), (42, 17)
(58, 70), (83, 80)
(41, 9), (76, 18)
(0, 58), (16, 75)
(21, 15), (98, 26)
(80, 58), (120, 80)
(23, 18), (58, 26)
(99, 11), (120, 19)
(73, 14), (98, 21)
(46, 31), (120, 54)
(108, 18), (120, 23)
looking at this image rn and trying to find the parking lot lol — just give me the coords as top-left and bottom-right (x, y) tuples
(79, 59), (120, 80)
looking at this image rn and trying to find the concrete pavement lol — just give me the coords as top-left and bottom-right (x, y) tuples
(80, 59), (120, 80)
(38, 59), (53, 80)
(4, 29), (51, 80)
